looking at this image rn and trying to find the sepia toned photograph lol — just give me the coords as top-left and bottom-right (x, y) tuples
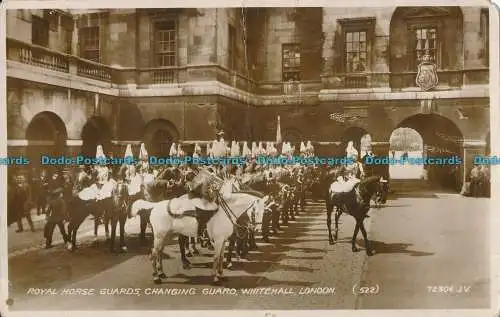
(1, 2), (495, 313)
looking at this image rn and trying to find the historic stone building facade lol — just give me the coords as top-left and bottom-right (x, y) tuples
(5, 7), (490, 185)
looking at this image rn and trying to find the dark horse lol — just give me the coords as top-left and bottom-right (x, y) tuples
(109, 180), (130, 253)
(66, 183), (115, 252)
(326, 175), (384, 256)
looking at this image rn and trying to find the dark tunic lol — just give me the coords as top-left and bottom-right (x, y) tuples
(47, 196), (66, 223)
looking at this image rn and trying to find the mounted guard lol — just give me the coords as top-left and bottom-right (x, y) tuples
(345, 141), (364, 180)
(138, 143), (149, 174)
(95, 145), (110, 186)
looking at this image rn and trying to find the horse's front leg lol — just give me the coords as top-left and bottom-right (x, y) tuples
(225, 234), (236, 270)
(212, 238), (226, 284)
(93, 217), (99, 244)
(190, 236), (199, 255)
(359, 220), (373, 256)
(178, 235), (191, 269)
(104, 212), (110, 241)
(109, 215), (118, 253)
(151, 235), (166, 284)
(334, 207), (341, 242)
(326, 208), (334, 245)
(352, 220), (361, 253)
(119, 214), (127, 252)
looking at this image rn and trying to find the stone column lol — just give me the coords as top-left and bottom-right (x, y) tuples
(321, 8), (336, 77)
(71, 17), (79, 56)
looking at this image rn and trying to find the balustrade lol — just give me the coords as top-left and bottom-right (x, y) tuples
(76, 58), (112, 82)
(7, 38), (69, 72)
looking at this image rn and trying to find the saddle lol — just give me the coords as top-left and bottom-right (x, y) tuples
(169, 195), (218, 217)
(329, 178), (360, 194)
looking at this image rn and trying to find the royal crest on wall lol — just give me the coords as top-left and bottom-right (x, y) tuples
(416, 50), (438, 91)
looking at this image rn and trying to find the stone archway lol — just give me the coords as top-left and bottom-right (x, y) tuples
(393, 113), (463, 191)
(81, 116), (112, 157)
(389, 127), (424, 179)
(26, 111), (68, 169)
(143, 119), (180, 157)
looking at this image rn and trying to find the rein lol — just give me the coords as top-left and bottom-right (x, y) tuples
(217, 192), (259, 239)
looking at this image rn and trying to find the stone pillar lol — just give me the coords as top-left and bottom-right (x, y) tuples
(321, 8), (336, 76)
(71, 17), (79, 56)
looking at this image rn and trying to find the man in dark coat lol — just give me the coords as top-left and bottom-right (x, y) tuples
(44, 186), (69, 248)
(13, 173), (36, 232)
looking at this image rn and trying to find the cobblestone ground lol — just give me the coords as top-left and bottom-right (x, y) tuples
(5, 194), (490, 310)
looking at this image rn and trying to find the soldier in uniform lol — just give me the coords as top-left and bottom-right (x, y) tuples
(13, 171), (36, 232)
(44, 185), (69, 248)
(73, 165), (92, 195)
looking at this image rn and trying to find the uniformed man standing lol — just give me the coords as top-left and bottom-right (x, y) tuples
(44, 185), (69, 248)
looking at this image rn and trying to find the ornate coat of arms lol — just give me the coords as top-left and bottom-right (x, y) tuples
(416, 51), (439, 91)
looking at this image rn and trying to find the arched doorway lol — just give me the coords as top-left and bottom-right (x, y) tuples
(143, 119), (180, 157)
(392, 113), (463, 191)
(389, 127), (424, 179)
(81, 116), (111, 157)
(341, 127), (371, 158)
(26, 111), (68, 170)
(282, 128), (303, 153)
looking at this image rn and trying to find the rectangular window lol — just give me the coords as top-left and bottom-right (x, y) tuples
(79, 26), (100, 62)
(32, 15), (49, 47)
(345, 31), (367, 73)
(154, 20), (177, 67)
(228, 24), (236, 70)
(414, 27), (437, 64)
(282, 43), (301, 82)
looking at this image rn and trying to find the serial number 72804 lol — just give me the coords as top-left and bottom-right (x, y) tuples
(427, 285), (471, 293)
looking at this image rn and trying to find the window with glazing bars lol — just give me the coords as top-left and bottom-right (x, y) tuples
(32, 16), (49, 47)
(282, 43), (300, 82)
(414, 27), (437, 65)
(79, 27), (100, 62)
(154, 20), (177, 67)
(345, 31), (367, 72)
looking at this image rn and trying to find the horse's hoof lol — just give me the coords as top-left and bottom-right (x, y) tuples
(212, 277), (221, 285)
(329, 240), (335, 245)
(153, 278), (162, 284)
(121, 246), (128, 252)
(208, 245), (214, 251)
(66, 242), (72, 251)
(192, 249), (200, 255)
(158, 273), (167, 279)
(352, 247), (360, 253)
(182, 262), (191, 270)
(186, 252), (193, 257)
(366, 250), (374, 256)
(226, 262), (233, 270)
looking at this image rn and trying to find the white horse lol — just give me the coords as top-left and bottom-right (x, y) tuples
(130, 180), (269, 284)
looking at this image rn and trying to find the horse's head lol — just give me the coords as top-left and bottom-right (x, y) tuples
(359, 175), (387, 203)
(114, 181), (129, 200)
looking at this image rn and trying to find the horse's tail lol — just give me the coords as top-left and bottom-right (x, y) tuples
(130, 199), (156, 217)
